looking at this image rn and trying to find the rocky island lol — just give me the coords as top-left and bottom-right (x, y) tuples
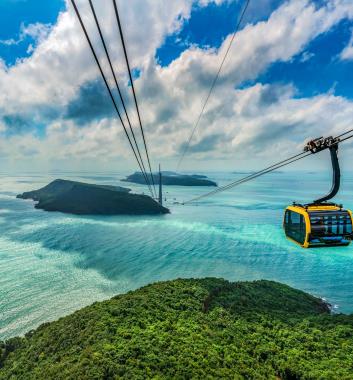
(122, 171), (217, 186)
(17, 179), (169, 215)
(1, 278), (352, 379)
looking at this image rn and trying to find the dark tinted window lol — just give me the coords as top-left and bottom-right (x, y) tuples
(284, 210), (306, 244)
(309, 211), (352, 237)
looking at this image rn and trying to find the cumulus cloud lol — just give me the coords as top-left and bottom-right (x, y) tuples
(0, 22), (52, 48)
(340, 29), (353, 60)
(0, 0), (353, 171)
(0, 0), (198, 118)
(300, 50), (315, 62)
(65, 80), (115, 125)
(180, 133), (228, 153)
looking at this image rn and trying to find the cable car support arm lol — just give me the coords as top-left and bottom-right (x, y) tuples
(304, 136), (341, 204)
(184, 129), (353, 205)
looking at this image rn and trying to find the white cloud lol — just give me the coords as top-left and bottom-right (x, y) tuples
(340, 30), (353, 60)
(21, 22), (53, 43)
(0, 22), (52, 47)
(1, 0), (353, 171)
(300, 51), (315, 62)
(0, 37), (18, 46)
(2, 84), (352, 171)
(0, 0), (196, 112)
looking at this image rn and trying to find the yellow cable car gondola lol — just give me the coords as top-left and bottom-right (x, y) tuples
(284, 136), (353, 248)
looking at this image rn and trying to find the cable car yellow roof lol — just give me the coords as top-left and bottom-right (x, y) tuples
(286, 204), (343, 214)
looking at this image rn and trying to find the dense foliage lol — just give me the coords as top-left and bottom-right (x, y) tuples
(1, 278), (353, 379)
(17, 179), (169, 215)
(122, 172), (217, 186)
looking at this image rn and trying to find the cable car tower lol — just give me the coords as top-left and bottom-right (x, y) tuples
(158, 164), (163, 206)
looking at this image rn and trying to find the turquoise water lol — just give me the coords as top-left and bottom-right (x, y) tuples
(1, 171), (353, 339)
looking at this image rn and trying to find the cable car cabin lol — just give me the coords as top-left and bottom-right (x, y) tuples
(283, 135), (353, 248)
(284, 204), (353, 248)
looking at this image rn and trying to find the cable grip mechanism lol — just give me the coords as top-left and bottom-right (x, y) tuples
(304, 135), (341, 204)
(304, 136), (340, 154)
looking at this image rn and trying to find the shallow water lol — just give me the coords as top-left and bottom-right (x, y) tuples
(1, 170), (353, 339)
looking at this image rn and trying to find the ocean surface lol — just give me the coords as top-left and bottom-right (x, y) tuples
(1, 170), (353, 339)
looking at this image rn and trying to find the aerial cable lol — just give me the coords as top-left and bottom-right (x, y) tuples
(88, 0), (155, 197)
(336, 128), (353, 139)
(184, 152), (310, 204)
(176, 0), (251, 171)
(71, 0), (152, 197)
(187, 151), (308, 202)
(70, 0), (154, 197)
(184, 130), (353, 204)
(112, 0), (157, 197)
(339, 132), (353, 143)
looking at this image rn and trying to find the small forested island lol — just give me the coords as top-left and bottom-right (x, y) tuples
(122, 171), (217, 186)
(1, 278), (353, 379)
(17, 179), (169, 215)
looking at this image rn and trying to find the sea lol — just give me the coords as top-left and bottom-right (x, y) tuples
(1, 170), (353, 340)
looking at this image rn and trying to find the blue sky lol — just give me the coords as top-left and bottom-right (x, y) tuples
(156, 0), (286, 67)
(0, 0), (353, 171)
(0, 0), (65, 66)
(2, 0), (352, 97)
(155, 1), (353, 99)
(156, 1), (243, 66)
(257, 19), (353, 99)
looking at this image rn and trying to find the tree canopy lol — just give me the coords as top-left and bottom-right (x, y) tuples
(1, 278), (353, 379)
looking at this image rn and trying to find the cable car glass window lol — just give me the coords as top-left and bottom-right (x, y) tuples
(309, 211), (352, 237)
(285, 210), (305, 244)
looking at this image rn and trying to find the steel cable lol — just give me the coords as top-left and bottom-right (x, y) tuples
(176, 0), (251, 171)
(184, 152), (311, 204)
(88, 0), (154, 196)
(112, 0), (157, 197)
(184, 130), (353, 204)
(71, 0), (154, 197)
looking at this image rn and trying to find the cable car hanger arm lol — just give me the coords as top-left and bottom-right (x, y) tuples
(304, 136), (341, 204)
(184, 129), (353, 204)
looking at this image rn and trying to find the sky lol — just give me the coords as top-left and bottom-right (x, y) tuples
(0, 0), (353, 173)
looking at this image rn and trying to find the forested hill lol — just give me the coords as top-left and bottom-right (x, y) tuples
(17, 179), (169, 215)
(1, 278), (353, 379)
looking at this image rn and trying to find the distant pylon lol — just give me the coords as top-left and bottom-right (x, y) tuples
(158, 164), (163, 205)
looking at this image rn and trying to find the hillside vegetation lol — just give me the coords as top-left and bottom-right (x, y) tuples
(1, 278), (353, 379)
(122, 172), (217, 186)
(17, 179), (169, 215)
